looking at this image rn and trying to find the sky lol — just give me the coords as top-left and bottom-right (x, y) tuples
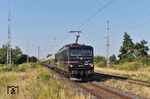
(1, 0), (150, 59)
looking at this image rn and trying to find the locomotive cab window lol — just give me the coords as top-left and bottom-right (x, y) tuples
(70, 48), (92, 56)
(70, 49), (81, 56)
(81, 49), (92, 56)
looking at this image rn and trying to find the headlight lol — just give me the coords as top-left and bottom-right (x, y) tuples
(70, 65), (73, 67)
(90, 64), (94, 67)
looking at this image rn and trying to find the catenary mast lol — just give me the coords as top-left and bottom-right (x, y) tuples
(7, 0), (12, 67)
(105, 20), (110, 67)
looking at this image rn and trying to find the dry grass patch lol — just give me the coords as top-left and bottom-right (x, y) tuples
(95, 66), (150, 98)
(103, 79), (150, 98)
(0, 63), (92, 99)
(95, 67), (150, 83)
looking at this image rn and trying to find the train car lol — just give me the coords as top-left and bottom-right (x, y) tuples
(55, 43), (94, 81)
(41, 55), (56, 69)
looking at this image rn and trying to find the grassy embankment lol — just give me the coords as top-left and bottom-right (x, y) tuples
(0, 63), (91, 99)
(95, 62), (150, 82)
(95, 62), (150, 98)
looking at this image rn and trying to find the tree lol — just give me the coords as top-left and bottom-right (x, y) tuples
(94, 56), (106, 67)
(94, 56), (105, 63)
(16, 54), (27, 64)
(134, 40), (149, 59)
(0, 44), (7, 64)
(12, 46), (22, 64)
(0, 45), (23, 64)
(15, 55), (38, 64)
(118, 32), (135, 62)
(110, 54), (117, 64)
(29, 56), (37, 62)
(0, 44), (38, 64)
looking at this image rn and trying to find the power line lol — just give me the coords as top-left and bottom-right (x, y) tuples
(108, 4), (150, 32)
(71, 0), (99, 28)
(78, 0), (114, 28)
(112, 13), (150, 31)
(121, 20), (150, 32)
(110, 5), (150, 21)
(90, 5), (150, 38)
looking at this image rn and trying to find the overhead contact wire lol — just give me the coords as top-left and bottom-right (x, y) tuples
(78, 0), (114, 28)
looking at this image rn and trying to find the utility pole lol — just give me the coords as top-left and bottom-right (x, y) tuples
(26, 37), (29, 63)
(69, 31), (82, 44)
(105, 20), (110, 67)
(38, 47), (40, 60)
(7, 0), (12, 67)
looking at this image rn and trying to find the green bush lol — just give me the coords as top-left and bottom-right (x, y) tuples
(0, 64), (27, 72)
(0, 62), (39, 73)
(31, 62), (38, 68)
(140, 58), (150, 65)
(1, 66), (12, 72)
(95, 61), (106, 67)
(16, 65), (26, 72)
(112, 62), (143, 71)
(148, 77), (150, 84)
(37, 66), (51, 81)
(94, 56), (106, 67)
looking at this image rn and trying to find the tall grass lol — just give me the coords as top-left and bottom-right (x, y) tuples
(112, 62), (144, 71)
(95, 65), (150, 98)
(0, 63), (92, 99)
(103, 79), (150, 98)
(95, 66), (150, 83)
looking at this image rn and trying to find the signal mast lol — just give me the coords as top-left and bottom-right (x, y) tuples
(69, 31), (82, 44)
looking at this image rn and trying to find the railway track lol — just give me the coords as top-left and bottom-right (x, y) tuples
(94, 73), (150, 87)
(43, 64), (146, 99)
(76, 82), (133, 99)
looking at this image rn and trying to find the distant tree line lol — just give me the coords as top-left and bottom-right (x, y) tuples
(0, 44), (37, 64)
(95, 32), (150, 66)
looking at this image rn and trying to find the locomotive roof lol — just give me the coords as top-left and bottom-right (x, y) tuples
(57, 43), (93, 53)
(65, 43), (92, 48)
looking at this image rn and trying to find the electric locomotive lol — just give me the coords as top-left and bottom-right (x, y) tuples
(55, 31), (94, 80)
(55, 43), (94, 80)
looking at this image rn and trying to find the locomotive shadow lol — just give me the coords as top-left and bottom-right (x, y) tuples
(93, 72), (128, 82)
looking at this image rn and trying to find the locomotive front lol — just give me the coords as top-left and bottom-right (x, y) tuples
(68, 45), (94, 80)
